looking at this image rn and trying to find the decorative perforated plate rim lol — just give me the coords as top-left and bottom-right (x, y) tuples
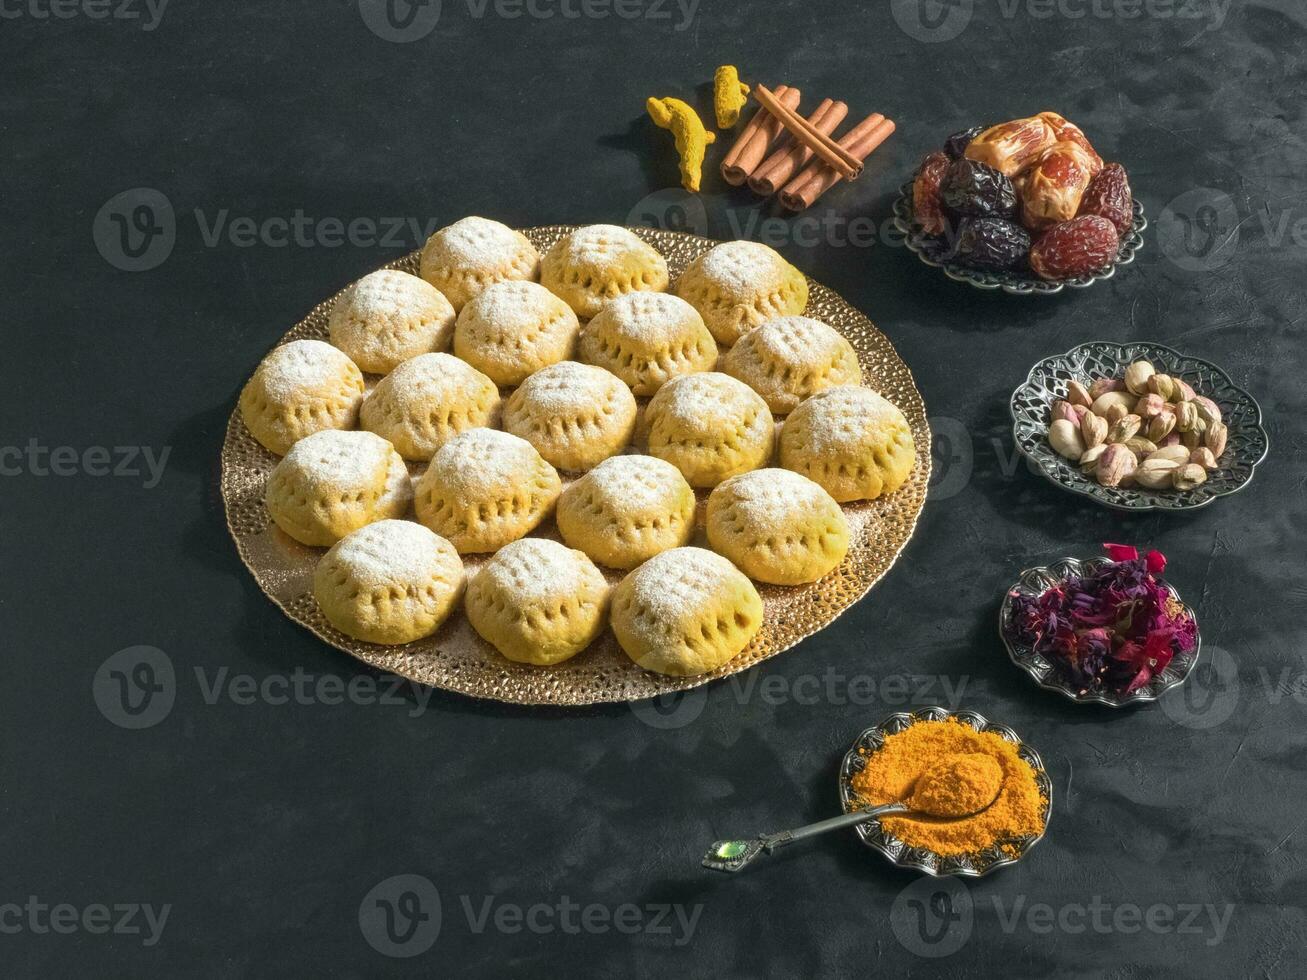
(220, 226), (931, 705)
(1000, 556), (1201, 707)
(1010, 341), (1268, 511)
(836, 707), (1052, 877)
(891, 178), (1146, 295)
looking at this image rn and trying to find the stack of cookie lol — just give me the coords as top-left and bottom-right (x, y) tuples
(239, 218), (916, 679)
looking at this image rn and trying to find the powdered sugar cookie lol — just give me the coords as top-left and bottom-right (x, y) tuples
(453, 280), (580, 387)
(706, 468), (849, 585)
(610, 547), (763, 676)
(465, 538), (609, 666)
(556, 454), (695, 569)
(413, 428), (561, 553)
(720, 315), (861, 414)
(265, 429), (411, 547)
(578, 291), (717, 396)
(360, 352), (500, 461)
(779, 386), (916, 502)
(675, 240), (808, 345)
(313, 520), (464, 645)
(239, 339), (365, 456)
(643, 372), (774, 488)
(327, 269), (456, 375)
(540, 224), (669, 319)
(419, 216), (540, 312)
(501, 361), (637, 472)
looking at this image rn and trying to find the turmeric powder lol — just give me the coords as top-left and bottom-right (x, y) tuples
(851, 718), (1047, 857)
(647, 97), (715, 193)
(713, 65), (750, 128)
(908, 753), (1003, 818)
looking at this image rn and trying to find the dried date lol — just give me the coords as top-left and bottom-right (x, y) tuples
(943, 125), (985, 160)
(940, 158), (1018, 220)
(947, 217), (1031, 271)
(912, 151), (952, 235)
(1077, 163), (1133, 234)
(1028, 214), (1120, 280)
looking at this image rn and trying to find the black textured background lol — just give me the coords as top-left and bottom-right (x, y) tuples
(4, 1), (1306, 976)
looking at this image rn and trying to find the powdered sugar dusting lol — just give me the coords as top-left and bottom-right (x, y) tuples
(279, 429), (392, 490)
(555, 224), (650, 265)
(346, 269), (445, 316)
(697, 240), (787, 295)
(515, 361), (625, 414)
(748, 315), (842, 358)
(328, 519), (455, 590)
(259, 340), (358, 399)
(479, 537), (599, 605)
(375, 352), (492, 412)
(625, 547), (741, 622)
(590, 291), (704, 346)
(429, 428), (547, 499)
(462, 280), (571, 332)
(655, 372), (765, 428)
(434, 216), (530, 266)
(791, 386), (906, 454)
(585, 455), (688, 511)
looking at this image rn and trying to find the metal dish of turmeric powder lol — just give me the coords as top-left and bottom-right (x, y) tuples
(836, 707), (1052, 878)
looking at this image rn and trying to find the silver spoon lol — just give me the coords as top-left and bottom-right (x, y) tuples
(702, 802), (911, 873)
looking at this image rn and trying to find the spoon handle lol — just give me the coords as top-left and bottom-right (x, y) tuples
(703, 802), (909, 873)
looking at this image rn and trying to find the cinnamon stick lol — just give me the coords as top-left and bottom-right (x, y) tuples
(747, 98), (849, 196)
(721, 84), (801, 186)
(779, 114), (896, 211)
(752, 84), (861, 179)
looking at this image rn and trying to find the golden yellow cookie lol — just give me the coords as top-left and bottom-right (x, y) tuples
(556, 455), (695, 569)
(706, 469), (850, 585)
(675, 240), (808, 345)
(779, 386), (916, 502)
(720, 315), (862, 414)
(540, 224), (670, 319)
(501, 361), (637, 472)
(643, 372), (774, 488)
(418, 216), (540, 312)
(265, 429), (411, 547)
(453, 280), (581, 387)
(610, 547), (763, 676)
(465, 538), (609, 666)
(578, 291), (718, 395)
(327, 269), (456, 375)
(313, 520), (464, 645)
(413, 428), (561, 553)
(239, 339), (365, 455)
(360, 352), (500, 462)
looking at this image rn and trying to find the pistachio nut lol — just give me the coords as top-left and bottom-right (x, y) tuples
(1052, 400), (1079, 425)
(1135, 457), (1180, 490)
(1204, 421), (1228, 458)
(1147, 410), (1176, 442)
(1107, 414), (1142, 443)
(1090, 390), (1137, 418)
(1104, 403), (1129, 426)
(1049, 419), (1086, 460)
(1172, 463), (1207, 491)
(1081, 412), (1108, 449)
(1189, 447), (1219, 471)
(1125, 436), (1158, 456)
(1147, 445), (1192, 465)
(1079, 444), (1107, 473)
(1147, 373), (1178, 401)
(1158, 432), (1182, 449)
(1065, 379), (1093, 409)
(1194, 395), (1222, 426)
(1175, 401), (1203, 433)
(1181, 429), (1202, 450)
(1135, 393), (1166, 419)
(1089, 377), (1126, 400)
(1096, 443), (1137, 488)
(1174, 378), (1197, 402)
(1124, 360), (1156, 396)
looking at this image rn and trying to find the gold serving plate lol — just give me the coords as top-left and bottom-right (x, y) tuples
(220, 226), (931, 705)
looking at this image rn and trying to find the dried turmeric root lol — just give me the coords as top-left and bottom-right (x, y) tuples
(646, 97), (716, 193)
(713, 65), (749, 128)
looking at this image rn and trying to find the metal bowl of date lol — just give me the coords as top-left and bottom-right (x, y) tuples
(1000, 556), (1201, 708)
(891, 180), (1146, 295)
(1010, 341), (1268, 511)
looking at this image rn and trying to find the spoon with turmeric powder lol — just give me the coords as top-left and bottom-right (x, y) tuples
(702, 753), (1003, 873)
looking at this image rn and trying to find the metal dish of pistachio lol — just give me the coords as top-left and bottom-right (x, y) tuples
(835, 707), (1052, 878)
(1010, 341), (1268, 511)
(1000, 553), (1201, 708)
